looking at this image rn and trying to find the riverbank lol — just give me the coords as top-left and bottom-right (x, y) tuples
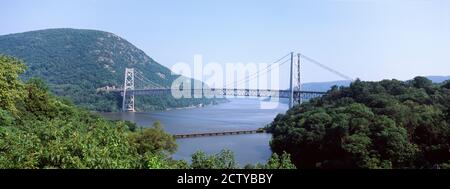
(165, 98), (230, 111)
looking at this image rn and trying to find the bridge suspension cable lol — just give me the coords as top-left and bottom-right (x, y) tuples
(223, 52), (292, 89)
(225, 58), (291, 90)
(299, 53), (354, 81)
(134, 70), (165, 89)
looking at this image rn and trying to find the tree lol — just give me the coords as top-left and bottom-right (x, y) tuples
(262, 152), (296, 169)
(443, 80), (450, 89)
(128, 121), (178, 155)
(0, 108), (14, 126)
(23, 78), (59, 119)
(410, 76), (433, 89)
(0, 55), (26, 116)
(144, 152), (188, 169)
(191, 149), (238, 169)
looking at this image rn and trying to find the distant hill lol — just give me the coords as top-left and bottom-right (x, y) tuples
(0, 28), (213, 112)
(426, 76), (450, 83)
(301, 80), (352, 92)
(301, 76), (450, 92)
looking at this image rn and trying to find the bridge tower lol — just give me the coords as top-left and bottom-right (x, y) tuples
(122, 68), (135, 112)
(289, 52), (303, 108)
(297, 53), (302, 105)
(289, 52), (295, 108)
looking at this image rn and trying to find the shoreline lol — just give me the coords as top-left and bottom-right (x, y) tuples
(96, 98), (231, 114)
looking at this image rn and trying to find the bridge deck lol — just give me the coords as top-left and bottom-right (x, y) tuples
(174, 129), (266, 139)
(107, 88), (326, 99)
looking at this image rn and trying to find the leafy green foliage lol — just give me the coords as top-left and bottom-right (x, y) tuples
(144, 152), (189, 169)
(0, 109), (14, 126)
(269, 78), (450, 169)
(129, 121), (178, 155)
(190, 149), (239, 169)
(0, 55), (26, 116)
(189, 150), (296, 169)
(0, 55), (184, 169)
(245, 152), (296, 169)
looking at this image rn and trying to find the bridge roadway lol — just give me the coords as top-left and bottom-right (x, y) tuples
(109, 88), (326, 99)
(173, 129), (266, 139)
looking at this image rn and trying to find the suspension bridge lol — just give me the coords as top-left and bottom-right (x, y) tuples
(105, 52), (352, 138)
(107, 52), (352, 112)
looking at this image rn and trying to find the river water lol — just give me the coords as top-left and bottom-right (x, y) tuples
(100, 98), (288, 166)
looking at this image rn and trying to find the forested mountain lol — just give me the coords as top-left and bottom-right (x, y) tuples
(268, 77), (450, 169)
(0, 28), (214, 112)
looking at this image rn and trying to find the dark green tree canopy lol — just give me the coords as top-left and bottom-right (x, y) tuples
(0, 55), (180, 168)
(269, 77), (450, 169)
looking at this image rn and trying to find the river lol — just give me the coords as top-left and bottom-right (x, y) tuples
(100, 98), (289, 166)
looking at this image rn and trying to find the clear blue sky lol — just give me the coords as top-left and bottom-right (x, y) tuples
(1, 0), (450, 84)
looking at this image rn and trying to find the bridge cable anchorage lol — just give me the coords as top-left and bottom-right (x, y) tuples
(223, 53), (292, 89)
(299, 54), (354, 81)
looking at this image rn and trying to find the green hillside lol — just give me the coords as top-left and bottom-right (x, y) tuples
(0, 28), (214, 112)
